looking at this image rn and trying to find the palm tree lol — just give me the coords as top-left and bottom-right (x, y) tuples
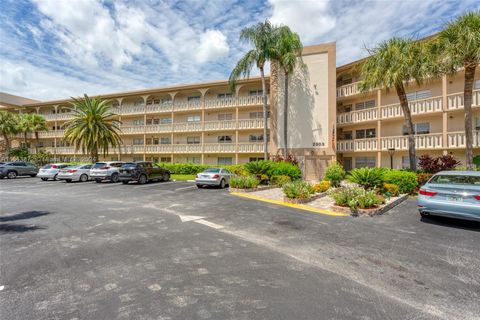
(17, 113), (33, 148)
(229, 20), (277, 160)
(274, 25), (303, 156)
(25, 113), (48, 154)
(359, 38), (431, 171)
(63, 94), (122, 162)
(434, 11), (480, 170)
(0, 111), (19, 160)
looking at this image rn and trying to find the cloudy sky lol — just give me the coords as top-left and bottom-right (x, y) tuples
(0, 0), (478, 101)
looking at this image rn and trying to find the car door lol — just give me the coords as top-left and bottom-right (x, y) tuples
(221, 169), (231, 183)
(81, 164), (92, 176)
(144, 162), (155, 179)
(26, 162), (38, 174)
(15, 162), (27, 175)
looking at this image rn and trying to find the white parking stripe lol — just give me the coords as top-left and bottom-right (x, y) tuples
(133, 181), (177, 189)
(175, 185), (196, 191)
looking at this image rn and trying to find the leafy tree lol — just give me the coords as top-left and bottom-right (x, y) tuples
(63, 94), (122, 162)
(434, 11), (480, 170)
(0, 110), (19, 159)
(9, 147), (29, 160)
(359, 38), (431, 171)
(29, 150), (53, 166)
(274, 25), (303, 156)
(17, 113), (33, 148)
(229, 20), (277, 160)
(24, 113), (48, 153)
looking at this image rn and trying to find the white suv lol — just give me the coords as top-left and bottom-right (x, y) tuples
(90, 162), (124, 183)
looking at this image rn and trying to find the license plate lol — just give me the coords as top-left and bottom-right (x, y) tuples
(446, 196), (463, 202)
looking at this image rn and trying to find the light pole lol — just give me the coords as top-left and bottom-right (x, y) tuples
(388, 148), (395, 169)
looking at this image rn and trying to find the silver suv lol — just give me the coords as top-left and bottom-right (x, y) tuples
(90, 161), (124, 183)
(0, 161), (38, 179)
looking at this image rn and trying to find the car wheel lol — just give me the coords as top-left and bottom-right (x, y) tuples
(420, 211), (429, 218)
(7, 171), (17, 179)
(163, 172), (170, 182)
(196, 184), (203, 188)
(122, 180), (129, 185)
(41, 177), (48, 181)
(80, 174), (88, 182)
(30, 174), (37, 177)
(53, 174), (58, 181)
(111, 173), (119, 183)
(95, 179), (102, 183)
(219, 179), (226, 189)
(138, 174), (147, 184)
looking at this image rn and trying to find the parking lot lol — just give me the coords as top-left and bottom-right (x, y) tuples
(1, 177), (479, 320)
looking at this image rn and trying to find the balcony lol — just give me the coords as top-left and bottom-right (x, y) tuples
(205, 95), (265, 109)
(336, 138), (377, 152)
(41, 113), (74, 121)
(381, 133), (443, 151)
(37, 130), (65, 138)
(336, 82), (361, 98)
(337, 108), (378, 125)
(381, 96), (443, 119)
(447, 131), (480, 148)
(446, 89), (480, 110)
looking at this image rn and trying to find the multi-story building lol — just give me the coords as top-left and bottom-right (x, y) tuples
(1, 39), (479, 178)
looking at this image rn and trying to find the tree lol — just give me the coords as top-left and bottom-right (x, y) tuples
(63, 94), (122, 162)
(17, 113), (33, 148)
(0, 110), (19, 160)
(24, 113), (48, 154)
(229, 20), (277, 160)
(359, 38), (431, 171)
(274, 26), (303, 156)
(435, 11), (480, 170)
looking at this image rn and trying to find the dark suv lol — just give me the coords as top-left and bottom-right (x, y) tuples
(0, 161), (38, 179)
(119, 162), (170, 184)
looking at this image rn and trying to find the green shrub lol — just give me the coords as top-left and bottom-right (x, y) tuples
(156, 163), (210, 174)
(383, 170), (418, 194)
(270, 175), (292, 187)
(229, 176), (259, 189)
(223, 164), (247, 176)
(244, 160), (271, 176)
(312, 180), (331, 193)
(383, 183), (399, 197)
(282, 181), (314, 199)
(347, 167), (385, 190)
(329, 187), (383, 210)
(474, 155), (480, 168)
(267, 161), (302, 180)
(325, 162), (345, 187)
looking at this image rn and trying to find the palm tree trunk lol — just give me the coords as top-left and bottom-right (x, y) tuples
(35, 131), (39, 154)
(23, 132), (28, 149)
(3, 133), (10, 160)
(260, 67), (268, 160)
(283, 70), (289, 156)
(395, 83), (416, 171)
(463, 63), (476, 170)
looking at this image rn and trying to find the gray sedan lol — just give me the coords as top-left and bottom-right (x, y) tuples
(57, 164), (93, 182)
(195, 168), (234, 188)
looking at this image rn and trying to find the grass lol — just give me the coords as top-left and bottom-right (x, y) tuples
(171, 174), (196, 181)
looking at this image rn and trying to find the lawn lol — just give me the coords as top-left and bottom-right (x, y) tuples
(171, 174), (196, 181)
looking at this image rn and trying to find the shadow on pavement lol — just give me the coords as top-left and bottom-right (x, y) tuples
(421, 215), (480, 232)
(0, 211), (51, 222)
(0, 223), (45, 234)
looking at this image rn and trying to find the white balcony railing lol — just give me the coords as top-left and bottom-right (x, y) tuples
(336, 138), (377, 152)
(237, 119), (264, 129)
(337, 108), (378, 124)
(203, 143), (236, 153)
(204, 95), (265, 109)
(37, 130), (64, 138)
(446, 89), (480, 110)
(146, 103), (173, 113)
(173, 144), (203, 153)
(381, 133), (443, 151)
(173, 122), (202, 132)
(145, 145), (172, 153)
(120, 126), (145, 134)
(447, 131), (480, 148)
(145, 124), (173, 133)
(336, 82), (361, 98)
(237, 142), (265, 153)
(381, 96), (443, 119)
(204, 120), (237, 131)
(173, 101), (202, 111)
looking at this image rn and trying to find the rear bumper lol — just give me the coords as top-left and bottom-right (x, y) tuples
(90, 172), (112, 179)
(57, 173), (79, 181)
(418, 196), (480, 221)
(37, 172), (57, 178)
(119, 174), (139, 182)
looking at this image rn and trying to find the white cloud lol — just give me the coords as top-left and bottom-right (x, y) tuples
(268, 0), (336, 43)
(195, 29), (230, 63)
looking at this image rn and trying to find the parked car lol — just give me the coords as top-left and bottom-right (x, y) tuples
(418, 171), (480, 222)
(38, 163), (70, 181)
(0, 161), (38, 179)
(57, 164), (93, 182)
(195, 168), (233, 188)
(119, 162), (170, 184)
(90, 161), (124, 183)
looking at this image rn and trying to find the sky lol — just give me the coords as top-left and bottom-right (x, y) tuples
(0, 0), (478, 101)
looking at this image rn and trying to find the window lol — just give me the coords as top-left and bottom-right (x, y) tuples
(187, 136), (201, 144)
(475, 117), (480, 130)
(217, 93), (233, 99)
(146, 118), (160, 125)
(342, 131), (353, 140)
(187, 115), (201, 122)
(160, 157), (171, 163)
(146, 138), (159, 145)
(133, 99), (144, 106)
(355, 157), (376, 168)
(152, 157), (159, 162)
(475, 80), (480, 89)
(249, 157), (264, 162)
(341, 104), (352, 113)
(133, 157), (143, 162)
(249, 134), (264, 142)
(133, 138), (144, 145)
(218, 135), (233, 143)
(187, 96), (201, 102)
(249, 111), (264, 119)
(133, 119), (144, 126)
(355, 128), (376, 139)
(161, 117), (172, 124)
(403, 122), (430, 135)
(187, 157), (201, 164)
(355, 100), (376, 110)
(249, 90), (263, 96)
(406, 90), (431, 101)
(161, 98), (172, 105)
(160, 137), (171, 144)
(218, 113), (233, 121)
(218, 157), (233, 165)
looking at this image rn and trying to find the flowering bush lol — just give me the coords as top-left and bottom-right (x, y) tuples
(418, 154), (461, 173)
(230, 176), (259, 189)
(312, 180), (331, 193)
(283, 181), (314, 199)
(383, 183), (399, 197)
(270, 175), (292, 187)
(329, 187), (384, 210)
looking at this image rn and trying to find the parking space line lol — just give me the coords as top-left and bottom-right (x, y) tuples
(175, 185), (196, 191)
(133, 181), (178, 189)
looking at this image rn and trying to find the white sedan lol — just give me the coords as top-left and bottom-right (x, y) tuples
(57, 164), (93, 182)
(38, 163), (70, 181)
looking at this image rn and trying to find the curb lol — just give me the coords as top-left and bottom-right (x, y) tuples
(230, 192), (349, 217)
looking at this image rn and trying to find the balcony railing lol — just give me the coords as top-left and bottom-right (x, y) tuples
(37, 130), (65, 138)
(336, 138), (377, 152)
(381, 96), (443, 119)
(336, 82), (361, 98)
(447, 131), (480, 148)
(41, 113), (74, 121)
(381, 133), (443, 151)
(446, 89), (480, 110)
(336, 108), (378, 125)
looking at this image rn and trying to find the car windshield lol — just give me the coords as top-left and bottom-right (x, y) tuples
(204, 168), (221, 173)
(122, 163), (137, 168)
(92, 163), (107, 169)
(429, 174), (480, 185)
(42, 164), (54, 169)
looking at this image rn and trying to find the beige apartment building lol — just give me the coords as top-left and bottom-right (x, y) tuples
(1, 40), (479, 178)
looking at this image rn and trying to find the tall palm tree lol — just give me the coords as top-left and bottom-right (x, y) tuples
(17, 113), (33, 148)
(63, 94), (122, 162)
(274, 25), (303, 156)
(229, 20), (277, 160)
(25, 113), (48, 154)
(359, 38), (431, 171)
(0, 111), (19, 160)
(434, 11), (480, 170)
